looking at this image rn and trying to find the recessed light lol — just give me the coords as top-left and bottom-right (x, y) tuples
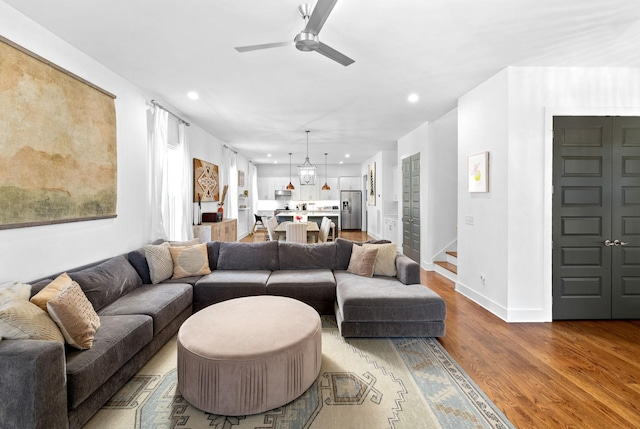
(339, 161), (343, 164)
(267, 154), (271, 157)
(408, 93), (419, 103)
(345, 154), (350, 158)
(187, 91), (199, 100)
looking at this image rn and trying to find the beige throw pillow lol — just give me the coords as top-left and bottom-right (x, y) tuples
(363, 243), (398, 277)
(30, 272), (74, 312)
(0, 281), (32, 305)
(0, 300), (64, 343)
(144, 242), (174, 284)
(169, 243), (211, 279)
(347, 244), (378, 278)
(47, 281), (100, 350)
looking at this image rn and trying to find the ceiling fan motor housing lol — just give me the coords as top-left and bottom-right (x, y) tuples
(295, 32), (319, 51)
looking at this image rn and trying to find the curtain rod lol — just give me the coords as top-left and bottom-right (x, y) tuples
(150, 99), (190, 126)
(223, 144), (238, 154)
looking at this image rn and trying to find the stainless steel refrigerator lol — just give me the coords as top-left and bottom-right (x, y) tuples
(340, 190), (362, 230)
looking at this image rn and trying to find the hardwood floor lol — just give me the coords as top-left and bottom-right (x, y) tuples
(241, 230), (640, 428)
(424, 271), (640, 429)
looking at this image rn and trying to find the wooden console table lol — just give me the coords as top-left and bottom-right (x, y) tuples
(193, 218), (237, 242)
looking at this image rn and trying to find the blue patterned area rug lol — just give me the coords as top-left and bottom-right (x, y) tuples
(84, 317), (514, 429)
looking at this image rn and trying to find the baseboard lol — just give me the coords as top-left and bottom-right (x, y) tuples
(455, 282), (551, 322)
(455, 281), (509, 321)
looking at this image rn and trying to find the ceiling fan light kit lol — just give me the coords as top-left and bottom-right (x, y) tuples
(298, 130), (317, 185)
(234, 0), (354, 66)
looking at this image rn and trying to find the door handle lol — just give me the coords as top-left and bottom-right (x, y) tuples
(613, 240), (630, 246)
(603, 240), (615, 247)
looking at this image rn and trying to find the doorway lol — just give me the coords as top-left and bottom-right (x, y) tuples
(402, 153), (420, 263)
(552, 116), (640, 319)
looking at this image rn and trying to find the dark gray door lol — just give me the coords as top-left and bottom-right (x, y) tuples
(402, 153), (420, 263)
(553, 116), (640, 319)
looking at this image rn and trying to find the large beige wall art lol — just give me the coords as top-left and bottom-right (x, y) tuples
(0, 37), (117, 229)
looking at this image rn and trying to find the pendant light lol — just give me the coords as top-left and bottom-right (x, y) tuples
(286, 153), (295, 190)
(298, 130), (317, 185)
(321, 153), (331, 190)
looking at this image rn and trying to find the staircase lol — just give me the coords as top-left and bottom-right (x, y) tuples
(434, 251), (457, 282)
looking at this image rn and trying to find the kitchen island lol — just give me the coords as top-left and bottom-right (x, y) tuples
(275, 210), (340, 236)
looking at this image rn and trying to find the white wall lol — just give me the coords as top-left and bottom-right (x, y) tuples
(426, 109), (458, 261)
(458, 66), (640, 322)
(397, 112), (458, 269)
(0, 2), (232, 282)
(361, 150), (396, 238)
(457, 70), (510, 318)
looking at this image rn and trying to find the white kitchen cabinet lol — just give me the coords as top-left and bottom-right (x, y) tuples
(339, 176), (361, 191)
(319, 177), (339, 199)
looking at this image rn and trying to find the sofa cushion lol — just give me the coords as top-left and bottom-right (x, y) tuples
(335, 238), (393, 270)
(278, 242), (337, 270)
(30, 273), (73, 312)
(127, 248), (152, 284)
(193, 271), (270, 306)
(217, 241), (278, 271)
(47, 281), (100, 350)
(0, 281), (31, 305)
(362, 243), (398, 277)
(65, 314), (153, 409)
(266, 269), (336, 302)
(126, 239), (166, 285)
(144, 242), (174, 284)
(0, 300), (64, 343)
(68, 256), (142, 312)
(98, 283), (192, 335)
(335, 271), (446, 322)
(347, 244), (378, 278)
(169, 243), (211, 279)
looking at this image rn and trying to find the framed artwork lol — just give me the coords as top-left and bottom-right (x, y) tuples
(368, 162), (376, 205)
(468, 151), (489, 193)
(0, 36), (117, 230)
(238, 170), (245, 187)
(193, 158), (219, 202)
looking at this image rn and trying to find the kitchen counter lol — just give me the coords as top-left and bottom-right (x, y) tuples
(276, 210), (340, 216)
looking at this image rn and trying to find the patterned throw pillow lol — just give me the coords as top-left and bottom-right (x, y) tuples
(363, 243), (398, 277)
(347, 244), (379, 278)
(169, 243), (212, 279)
(0, 299), (64, 343)
(144, 242), (174, 284)
(47, 281), (101, 350)
(0, 281), (31, 305)
(30, 272), (74, 312)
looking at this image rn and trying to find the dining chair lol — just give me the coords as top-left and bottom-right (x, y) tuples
(265, 217), (277, 241)
(251, 214), (266, 235)
(318, 217), (331, 243)
(286, 222), (307, 244)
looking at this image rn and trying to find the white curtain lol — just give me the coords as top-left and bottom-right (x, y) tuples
(177, 123), (194, 241)
(249, 162), (258, 217)
(148, 105), (169, 241)
(222, 146), (238, 219)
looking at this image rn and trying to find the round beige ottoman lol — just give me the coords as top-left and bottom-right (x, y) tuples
(177, 296), (322, 416)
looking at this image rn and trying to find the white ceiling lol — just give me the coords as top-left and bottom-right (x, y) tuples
(5, 0), (640, 165)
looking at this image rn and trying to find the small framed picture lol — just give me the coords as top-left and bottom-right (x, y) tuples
(238, 170), (245, 187)
(467, 152), (489, 193)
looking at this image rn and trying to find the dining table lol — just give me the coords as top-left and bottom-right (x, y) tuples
(274, 221), (320, 242)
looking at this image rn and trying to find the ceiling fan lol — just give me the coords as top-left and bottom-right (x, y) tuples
(234, 0), (354, 66)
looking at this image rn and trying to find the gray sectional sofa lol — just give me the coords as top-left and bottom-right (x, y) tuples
(0, 237), (445, 429)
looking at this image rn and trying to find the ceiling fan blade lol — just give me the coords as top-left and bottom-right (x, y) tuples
(304, 0), (338, 35)
(315, 42), (354, 66)
(235, 41), (292, 52)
